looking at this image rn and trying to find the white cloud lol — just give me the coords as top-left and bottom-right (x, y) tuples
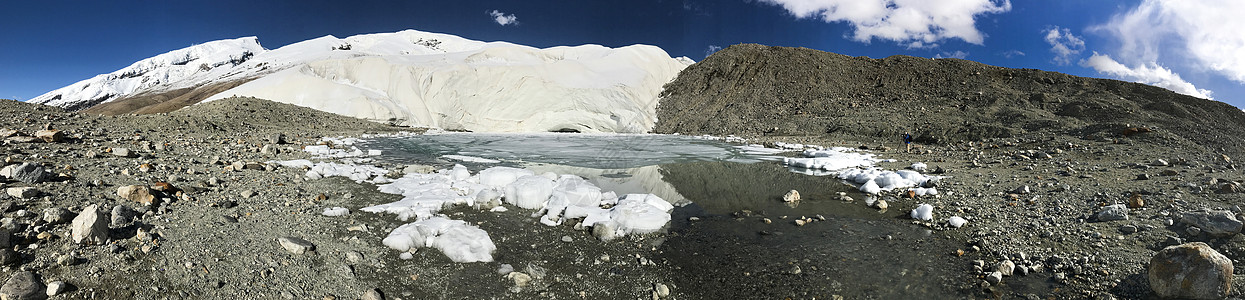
(705, 45), (723, 58)
(488, 10), (519, 26)
(758, 0), (1011, 47)
(934, 50), (968, 59)
(1042, 26), (1084, 65)
(1000, 50), (1025, 58)
(1081, 52), (1213, 99)
(1094, 0), (1245, 84)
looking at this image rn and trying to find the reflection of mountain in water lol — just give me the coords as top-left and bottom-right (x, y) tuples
(523, 164), (690, 207)
(658, 161), (884, 218)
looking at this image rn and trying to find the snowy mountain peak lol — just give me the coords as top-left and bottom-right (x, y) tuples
(30, 29), (691, 133)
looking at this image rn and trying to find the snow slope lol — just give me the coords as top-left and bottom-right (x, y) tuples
(31, 30), (692, 132)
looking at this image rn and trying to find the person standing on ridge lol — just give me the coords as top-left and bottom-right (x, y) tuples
(903, 132), (913, 153)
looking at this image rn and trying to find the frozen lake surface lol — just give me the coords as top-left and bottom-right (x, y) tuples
(367, 133), (770, 169)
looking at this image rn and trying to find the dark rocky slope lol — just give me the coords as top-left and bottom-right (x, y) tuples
(655, 44), (1245, 156)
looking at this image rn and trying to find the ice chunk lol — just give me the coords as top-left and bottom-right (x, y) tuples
(948, 216), (967, 228)
(479, 167), (535, 187)
(381, 216), (495, 263)
(442, 155), (500, 164)
(504, 175), (554, 209)
(782, 148), (879, 171)
(860, 180), (882, 194)
(554, 175), (603, 207)
(909, 187), (938, 196)
(272, 159), (314, 168)
(322, 207), (349, 216)
(449, 164), (472, 181)
(308, 162), (389, 183)
(911, 162), (928, 172)
(911, 204), (934, 221)
(608, 194), (672, 234)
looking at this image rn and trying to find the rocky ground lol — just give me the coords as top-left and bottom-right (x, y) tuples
(759, 130), (1245, 299)
(2, 92), (1244, 299)
(653, 43), (1245, 299)
(0, 97), (695, 300)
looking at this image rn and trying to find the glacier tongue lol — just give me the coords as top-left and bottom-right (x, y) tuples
(204, 43), (686, 132)
(31, 29), (692, 133)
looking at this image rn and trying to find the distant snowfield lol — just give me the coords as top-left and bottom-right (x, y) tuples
(32, 30), (693, 133)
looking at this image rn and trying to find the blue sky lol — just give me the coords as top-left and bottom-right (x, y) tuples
(2, 0), (1242, 108)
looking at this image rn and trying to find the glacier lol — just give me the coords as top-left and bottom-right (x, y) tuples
(31, 29), (693, 133)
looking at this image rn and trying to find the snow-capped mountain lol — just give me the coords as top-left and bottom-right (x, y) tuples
(31, 30), (693, 133)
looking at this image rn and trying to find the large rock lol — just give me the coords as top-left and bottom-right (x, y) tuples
(110, 205), (138, 227)
(0, 271), (46, 300)
(1094, 204), (1129, 222)
(33, 130), (63, 143)
(116, 185), (155, 206)
(0, 163), (49, 184)
(1150, 242), (1233, 299)
(1180, 210), (1244, 238)
(277, 237), (316, 254)
(70, 205), (109, 245)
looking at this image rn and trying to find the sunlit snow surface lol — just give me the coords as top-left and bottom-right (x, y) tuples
(367, 133), (773, 169)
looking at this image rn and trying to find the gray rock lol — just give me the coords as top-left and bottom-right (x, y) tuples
(1012, 186), (1030, 194)
(1153, 159), (1170, 166)
(240, 190), (256, 198)
(41, 208), (73, 225)
(111, 147), (134, 158)
(1187, 226), (1203, 236)
(0, 248), (19, 266)
(0, 271), (46, 300)
(1094, 204), (1129, 222)
(361, 288), (384, 300)
(997, 260), (1016, 276)
(260, 144), (279, 154)
(111, 205), (137, 227)
(654, 282), (671, 298)
(277, 237), (315, 254)
(986, 271), (1002, 284)
(70, 205), (109, 245)
(1150, 242), (1232, 299)
(1180, 210), (1243, 238)
(345, 251), (364, 264)
(5, 187), (38, 199)
(44, 281), (68, 297)
(592, 223), (617, 241)
(1119, 225), (1138, 234)
(270, 133), (287, 145)
(1, 163), (49, 184)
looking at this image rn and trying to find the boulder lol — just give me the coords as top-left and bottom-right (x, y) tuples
(110, 147), (134, 158)
(782, 190), (800, 202)
(277, 237), (316, 254)
(33, 130), (63, 143)
(5, 187), (39, 199)
(110, 205), (137, 227)
(117, 185), (155, 206)
(0, 271), (46, 300)
(1180, 210), (1243, 238)
(41, 208), (74, 225)
(70, 205), (109, 245)
(1, 163), (49, 184)
(1094, 204), (1129, 222)
(1150, 242), (1232, 299)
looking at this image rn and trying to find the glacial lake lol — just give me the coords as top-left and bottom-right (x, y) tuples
(365, 133), (978, 298)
